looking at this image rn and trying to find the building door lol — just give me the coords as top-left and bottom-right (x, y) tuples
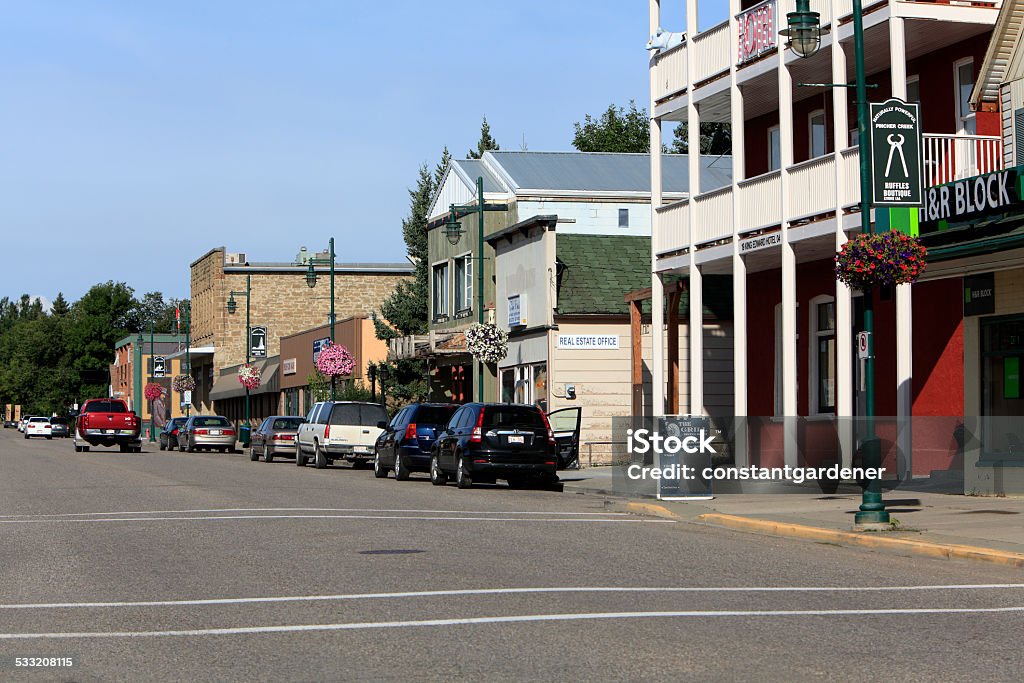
(981, 316), (1024, 457)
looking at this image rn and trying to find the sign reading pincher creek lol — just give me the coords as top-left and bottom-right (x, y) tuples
(869, 98), (922, 206)
(557, 335), (620, 350)
(737, 0), (776, 64)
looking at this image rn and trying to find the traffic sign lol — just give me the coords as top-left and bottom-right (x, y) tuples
(857, 331), (871, 359)
(870, 98), (922, 206)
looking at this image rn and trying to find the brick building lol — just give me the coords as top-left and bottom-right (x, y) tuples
(185, 246), (412, 415)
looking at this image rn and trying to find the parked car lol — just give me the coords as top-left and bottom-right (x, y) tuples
(373, 403), (459, 480)
(4, 419), (16, 429)
(48, 417), (70, 438)
(24, 416), (52, 440)
(18, 417), (30, 432)
(159, 417), (189, 451)
(296, 401), (388, 469)
(249, 415), (304, 462)
(430, 403), (559, 489)
(74, 398), (142, 453)
(176, 415), (237, 453)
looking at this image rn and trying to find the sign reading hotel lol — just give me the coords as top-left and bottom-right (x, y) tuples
(558, 334), (620, 350)
(739, 232), (782, 254)
(737, 0), (776, 64)
(869, 98), (922, 206)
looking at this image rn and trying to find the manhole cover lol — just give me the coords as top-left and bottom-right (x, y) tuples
(358, 549), (426, 555)
(961, 509), (1019, 515)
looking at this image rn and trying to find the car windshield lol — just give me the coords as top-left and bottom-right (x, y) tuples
(272, 418), (303, 430)
(83, 401), (127, 413)
(414, 406), (458, 425)
(483, 406), (545, 430)
(329, 403), (388, 427)
(194, 417), (230, 427)
(169, 418), (188, 428)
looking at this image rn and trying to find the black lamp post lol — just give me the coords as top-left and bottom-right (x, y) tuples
(368, 364), (377, 402)
(305, 238), (337, 400)
(784, 0), (888, 527)
(226, 274), (252, 436)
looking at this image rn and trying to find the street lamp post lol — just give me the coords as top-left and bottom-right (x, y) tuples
(226, 273), (252, 432)
(184, 302), (191, 418)
(443, 177), (506, 402)
(149, 321), (156, 443)
(305, 238), (337, 400)
(784, 0), (888, 526)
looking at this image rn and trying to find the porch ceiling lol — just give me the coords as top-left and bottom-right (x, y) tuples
(668, 229), (842, 277)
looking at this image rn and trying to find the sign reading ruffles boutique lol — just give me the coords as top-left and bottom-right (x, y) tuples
(558, 334), (620, 350)
(737, 0), (776, 64)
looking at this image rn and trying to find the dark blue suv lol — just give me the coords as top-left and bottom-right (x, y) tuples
(373, 403), (459, 480)
(429, 403), (560, 490)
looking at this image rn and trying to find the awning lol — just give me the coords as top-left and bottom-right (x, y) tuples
(209, 357), (281, 402)
(164, 346), (215, 361)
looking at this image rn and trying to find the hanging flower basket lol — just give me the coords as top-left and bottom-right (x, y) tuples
(172, 374), (196, 393)
(835, 230), (927, 289)
(466, 322), (508, 364)
(143, 382), (163, 402)
(238, 364), (261, 390)
(315, 342), (356, 378)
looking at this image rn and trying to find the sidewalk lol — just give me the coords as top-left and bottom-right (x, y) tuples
(560, 466), (1024, 563)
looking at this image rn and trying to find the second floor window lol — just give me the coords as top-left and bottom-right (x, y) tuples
(454, 254), (473, 313)
(809, 110), (827, 158)
(432, 261), (449, 319)
(955, 58), (976, 135)
(768, 126), (781, 171)
(618, 208), (630, 228)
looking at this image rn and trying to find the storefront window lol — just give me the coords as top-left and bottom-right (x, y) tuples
(813, 299), (836, 414)
(501, 363), (547, 409)
(982, 316), (1024, 417)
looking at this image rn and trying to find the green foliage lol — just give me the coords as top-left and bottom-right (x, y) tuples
(572, 101), (650, 153)
(467, 117), (500, 159)
(670, 122), (732, 155)
(0, 284), (189, 416)
(305, 371), (375, 403)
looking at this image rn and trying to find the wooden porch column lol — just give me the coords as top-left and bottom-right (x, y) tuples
(667, 286), (682, 415)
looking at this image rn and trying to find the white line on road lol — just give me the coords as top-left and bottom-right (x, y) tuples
(0, 507), (627, 519)
(3, 584), (1022, 610)
(2, 606), (1023, 639)
(0, 514), (670, 525)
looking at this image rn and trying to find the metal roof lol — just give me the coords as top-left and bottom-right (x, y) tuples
(450, 159), (504, 193)
(482, 150), (732, 194)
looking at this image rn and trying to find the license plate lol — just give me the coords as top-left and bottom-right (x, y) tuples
(104, 429), (115, 434)
(355, 446), (371, 454)
(508, 435), (525, 444)
(211, 429), (222, 435)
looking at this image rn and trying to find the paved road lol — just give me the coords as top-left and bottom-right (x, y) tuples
(1, 429), (1022, 682)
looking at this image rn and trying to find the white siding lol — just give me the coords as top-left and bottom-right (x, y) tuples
(517, 200), (653, 237)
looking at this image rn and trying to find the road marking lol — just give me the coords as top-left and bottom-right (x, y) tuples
(0, 507), (627, 519)
(0, 514), (670, 525)
(2, 606), (1023, 639)
(3, 584), (1022, 610)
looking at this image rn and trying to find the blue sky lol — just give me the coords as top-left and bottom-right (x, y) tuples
(1, 1), (730, 303)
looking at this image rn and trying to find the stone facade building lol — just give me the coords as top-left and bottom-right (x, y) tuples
(187, 246), (412, 414)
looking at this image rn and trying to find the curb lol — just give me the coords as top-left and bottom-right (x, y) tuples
(623, 501), (681, 520)
(697, 513), (1024, 569)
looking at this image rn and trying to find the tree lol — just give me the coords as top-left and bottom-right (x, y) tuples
(670, 122), (732, 155)
(572, 101), (650, 153)
(51, 292), (70, 317)
(467, 117), (500, 159)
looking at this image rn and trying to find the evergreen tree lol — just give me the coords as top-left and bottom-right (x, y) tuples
(467, 117), (500, 159)
(51, 292), (70, 316)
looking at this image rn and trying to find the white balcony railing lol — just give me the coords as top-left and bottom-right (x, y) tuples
(692, 20), (730, 83)
(656, 199), (690, 254)
(922, 134), (1003, 187)
(652, 42), (688, 102)
(789, 155), (837, 219)
(840, 146), (861, 208)
(694, 186), (734, 244)
(737, 170), (782, 233)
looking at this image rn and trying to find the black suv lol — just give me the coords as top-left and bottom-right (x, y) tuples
(159, 417), (189, 451)
(373, 403), (458, 480)
(430, 403), (559, 489)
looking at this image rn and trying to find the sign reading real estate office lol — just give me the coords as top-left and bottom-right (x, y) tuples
(869, 98), (922, 206)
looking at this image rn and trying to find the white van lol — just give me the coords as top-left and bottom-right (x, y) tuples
(296, 401), (388, 469)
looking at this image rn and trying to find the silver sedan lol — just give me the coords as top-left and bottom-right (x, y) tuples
(176, 415), (237, 453)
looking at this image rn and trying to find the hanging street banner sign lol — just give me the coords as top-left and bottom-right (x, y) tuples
(737, 0), (777, 64)
(869, 98), (922, 207)
(249, 326), (268, 358)
(152, 355), (166, 377)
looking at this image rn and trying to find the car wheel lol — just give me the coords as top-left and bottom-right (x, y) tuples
(456, 455), (473, 489)
(186, 439), (194, 453)
(314, 442), (327, 469)
(373, 451), (388, 478)
(249, 445), (259, 461)
(74, 445), (82, 453)
(263, 448), (274, 463)
(23, 433), (28, 439)
(430, 454), (447, 486)
(296, 447), (306, 467)
(394, 452), (410, 481)
(46, 436), (52, 440)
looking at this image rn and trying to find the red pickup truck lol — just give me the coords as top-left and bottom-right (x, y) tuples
(73, 398), (142, 453)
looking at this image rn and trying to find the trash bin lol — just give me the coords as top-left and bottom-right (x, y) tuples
(239, 425), (251, 447)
